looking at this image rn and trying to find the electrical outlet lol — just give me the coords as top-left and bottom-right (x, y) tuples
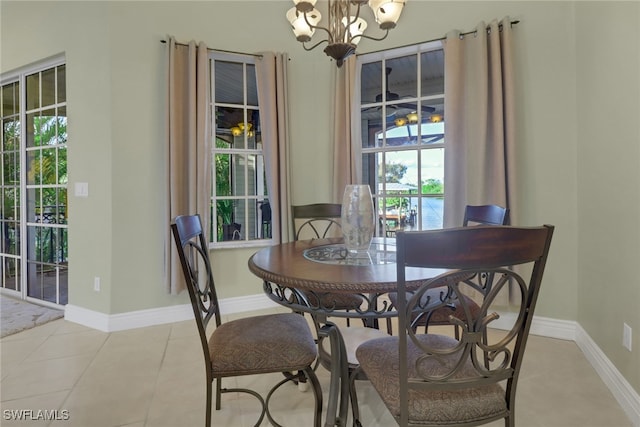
(623, 323), (632, 352)
(93, 277), (101, 292)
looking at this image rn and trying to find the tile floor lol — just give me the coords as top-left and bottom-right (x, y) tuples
(0, 308), (632, 427)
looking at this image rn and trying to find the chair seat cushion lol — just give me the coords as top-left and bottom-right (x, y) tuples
(356, 334), (507, 424)
(209, 313), (317, 377)
(388, 287), (481, 325)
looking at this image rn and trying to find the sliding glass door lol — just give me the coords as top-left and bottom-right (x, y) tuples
(1, 59), (68, 306)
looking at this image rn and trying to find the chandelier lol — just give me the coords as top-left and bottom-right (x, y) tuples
(286, 0), (407, 67)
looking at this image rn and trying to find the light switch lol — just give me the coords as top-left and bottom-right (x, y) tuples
(75, 182), (89, 197)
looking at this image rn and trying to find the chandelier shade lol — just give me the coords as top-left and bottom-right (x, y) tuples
(286, 6), (321, 42)
(286, 0), (407, 67)
(368, 0), (405, 29)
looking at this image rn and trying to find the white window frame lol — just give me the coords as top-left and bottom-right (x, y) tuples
(209, 51), (271, 249)
(356, 41), (445, 233)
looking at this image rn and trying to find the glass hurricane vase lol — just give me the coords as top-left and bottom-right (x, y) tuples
(341, 184), (376, 253)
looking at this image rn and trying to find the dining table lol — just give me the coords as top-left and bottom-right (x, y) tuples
(248, 237), (445, 427)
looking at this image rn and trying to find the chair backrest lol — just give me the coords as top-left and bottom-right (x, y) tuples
(463, 204), (510, 226)
(171, 214), (221, 363)
(395, 225), (554, 425)
(291, 203), (342, 241)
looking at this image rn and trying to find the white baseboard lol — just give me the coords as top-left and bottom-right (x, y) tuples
(64, 294), (280, 333)
(493, 311), (577, 341)
(576, 324), (640, 427)
(492, 312), (639, 426)
(64, 304), (193, 332)
(64, 296), (639, 426)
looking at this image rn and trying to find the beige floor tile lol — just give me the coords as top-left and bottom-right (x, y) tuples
(53, 377), (156, 427)
(0, 313), (634, 427)
(103, 324), (171, 347)
(0, 335), (50, 380)
(0, 319), (66, 343)
(22, 330), (108, 363)
(51, 319), (99, 336)
(1, 354), (94, 401)
(168, 319), (198, 340)
(161, 334), (202, 367)
(79, 337), (166, 382)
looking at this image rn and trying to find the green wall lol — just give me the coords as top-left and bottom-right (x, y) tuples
(1, 0), (638, 394)
(575, 1), (640, 396)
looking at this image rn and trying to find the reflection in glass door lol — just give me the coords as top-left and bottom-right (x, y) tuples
(1, 81), (21, 294)
(1, 61), (68, 306)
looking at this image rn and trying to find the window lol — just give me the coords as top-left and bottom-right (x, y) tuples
(1, 58), (68, 305)
(357, 41), (445, 234)
(210, 52), (269, 245)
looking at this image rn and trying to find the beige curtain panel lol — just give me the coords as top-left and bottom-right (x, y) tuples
(332, 55), (359, 203)
(165, 37), (211, 294)
(256, 52), (293, 243)
(443, 17), (517, 228)
(443, 18), (517, 305)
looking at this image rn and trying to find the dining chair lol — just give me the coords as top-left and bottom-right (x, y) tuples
(292, 203), (343, 240)
(171, 214), (323, 427)
(387, 204), (510, 337)
(291, 203), (365, 322)
(291, 203), (388, 422)
(463, 204), (510, 226)
(354, 225), (554, 427)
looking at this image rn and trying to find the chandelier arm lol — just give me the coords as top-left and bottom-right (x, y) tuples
(302, 39), (330, 52)
(349, 29), (390, 44)
(302, 12), (334, 43)
(344, 1), (363, 26)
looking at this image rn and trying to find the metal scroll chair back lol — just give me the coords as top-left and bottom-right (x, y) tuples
(292, 203), (342, 240)
(463, 204), (510, 226)
(171, 214), (323, 427)
(172, 214), (221, 343)
(387, 204), (510, 336)
(356, 225), (554, 427)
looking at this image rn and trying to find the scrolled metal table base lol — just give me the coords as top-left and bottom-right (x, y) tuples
(263, 280), (397, 427)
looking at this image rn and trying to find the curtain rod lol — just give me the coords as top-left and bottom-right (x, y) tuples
(160, 39), (263, 58)
(358, 20), (520, 57)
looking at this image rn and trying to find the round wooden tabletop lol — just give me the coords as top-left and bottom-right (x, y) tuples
(248, 237), (445, 294)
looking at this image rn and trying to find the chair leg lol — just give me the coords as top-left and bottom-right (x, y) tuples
(350, 379), (361, 427)
(215, 378), (222, 410)
(349, 367), (363, 427)
(206, 380), (213, 427)
(505, 413), (514, 427)
(303, 366), (324, 427)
